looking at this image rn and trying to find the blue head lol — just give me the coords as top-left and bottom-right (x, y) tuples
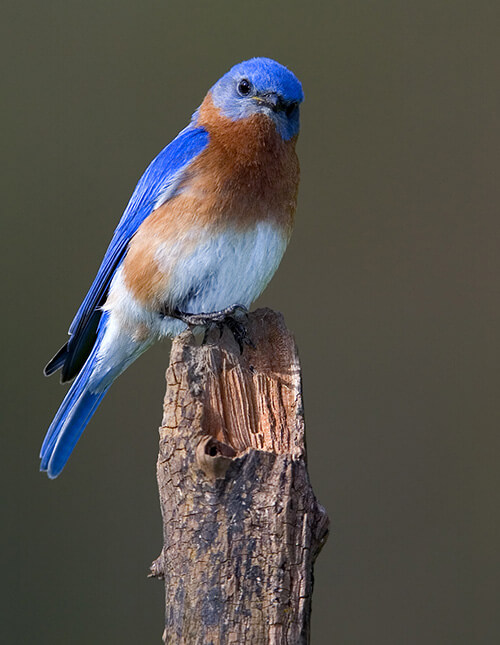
(209, 58), (304, 141)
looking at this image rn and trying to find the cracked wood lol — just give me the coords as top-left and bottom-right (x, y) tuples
(151, 308), (329, 644)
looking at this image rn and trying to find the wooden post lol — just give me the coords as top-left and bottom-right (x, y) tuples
(150, 308), (329, 644)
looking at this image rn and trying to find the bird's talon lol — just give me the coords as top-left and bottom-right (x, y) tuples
(224, 316), (254, 354)
(171, 304), (253, 352)
(172, 303), (247, 327)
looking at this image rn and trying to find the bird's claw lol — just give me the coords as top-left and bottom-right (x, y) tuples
(173, 303), (248, 327)
(172, 304), (254, 353)
(223, 315), (255, 353)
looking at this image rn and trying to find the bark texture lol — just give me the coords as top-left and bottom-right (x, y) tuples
(151, 308), (329, 644)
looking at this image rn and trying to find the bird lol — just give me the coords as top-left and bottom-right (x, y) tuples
(40, 57), (303, 479)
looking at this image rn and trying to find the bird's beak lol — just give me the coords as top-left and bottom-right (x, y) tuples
(253, 92), (286, 113)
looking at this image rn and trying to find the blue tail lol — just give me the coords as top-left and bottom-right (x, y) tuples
(40, 341), (110, 479)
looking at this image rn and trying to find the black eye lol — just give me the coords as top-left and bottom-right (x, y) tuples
(286, 102), (298, 118)
(237, 78), (252, 96)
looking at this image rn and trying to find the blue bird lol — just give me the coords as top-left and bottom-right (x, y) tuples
(41, 57), (303, 478)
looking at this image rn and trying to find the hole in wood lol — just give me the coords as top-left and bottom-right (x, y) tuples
(204, 437), (237, 459)
(196, 437), (237, 479)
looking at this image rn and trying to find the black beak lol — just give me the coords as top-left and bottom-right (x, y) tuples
(255, 92), (288, 113)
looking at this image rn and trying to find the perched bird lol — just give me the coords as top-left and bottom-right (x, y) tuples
(41, 57), (303, 478)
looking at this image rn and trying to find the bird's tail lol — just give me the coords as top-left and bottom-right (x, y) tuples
(40, 314), (148, 478)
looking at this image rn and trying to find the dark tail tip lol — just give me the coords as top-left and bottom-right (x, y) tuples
(44, 343), (68, 377)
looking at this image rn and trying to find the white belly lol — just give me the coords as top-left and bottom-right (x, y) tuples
(164, 220), (288, 314)
(107, 220), (289, 340)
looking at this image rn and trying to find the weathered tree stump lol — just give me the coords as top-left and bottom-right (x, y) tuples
(150, 308), (329, 644)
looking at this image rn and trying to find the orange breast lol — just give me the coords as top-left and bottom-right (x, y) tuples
(122, 94), (300, 307)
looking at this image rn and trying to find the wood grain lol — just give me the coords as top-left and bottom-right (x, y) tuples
(151, 308), (329, 644)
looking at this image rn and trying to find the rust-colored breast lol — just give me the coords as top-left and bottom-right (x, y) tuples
(189, 94), (300, 231)
(122, 93), (300, 307)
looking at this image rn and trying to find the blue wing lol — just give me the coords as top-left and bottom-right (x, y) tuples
(45, 123), (209, 382)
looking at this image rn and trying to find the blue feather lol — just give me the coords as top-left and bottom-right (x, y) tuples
(42, 57), (304, 478)
(40, 338), (107, 478)
(41, 311), (135, 478)
(45, 123), (209, 382)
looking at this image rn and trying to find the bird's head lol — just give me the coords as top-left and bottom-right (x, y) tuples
(209, 57), (304, 141)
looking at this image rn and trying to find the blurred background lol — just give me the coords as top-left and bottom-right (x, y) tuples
(2, 1), (499, 643)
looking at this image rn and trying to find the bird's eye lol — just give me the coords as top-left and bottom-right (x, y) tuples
(286, 102), (298, 118)
(237, 78), (252, 96)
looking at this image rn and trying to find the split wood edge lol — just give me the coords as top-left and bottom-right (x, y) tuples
(150, 308), (329, 645)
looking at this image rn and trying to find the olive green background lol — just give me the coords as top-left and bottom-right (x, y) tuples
(2, 1), (499, 643)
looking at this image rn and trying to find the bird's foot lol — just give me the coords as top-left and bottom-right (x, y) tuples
(173, 304), (254, 353)
(220, 314), (256, 353)
(173, 303), (247, 327)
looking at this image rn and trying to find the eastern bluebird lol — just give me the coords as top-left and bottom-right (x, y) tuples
(41, 57), (303, 478)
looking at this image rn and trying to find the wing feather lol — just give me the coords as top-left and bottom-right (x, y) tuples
(45, 123), (209, 382)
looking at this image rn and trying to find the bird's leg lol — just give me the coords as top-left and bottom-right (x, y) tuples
(172, 303), (247, 326)
(171, 304), (254, 353)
